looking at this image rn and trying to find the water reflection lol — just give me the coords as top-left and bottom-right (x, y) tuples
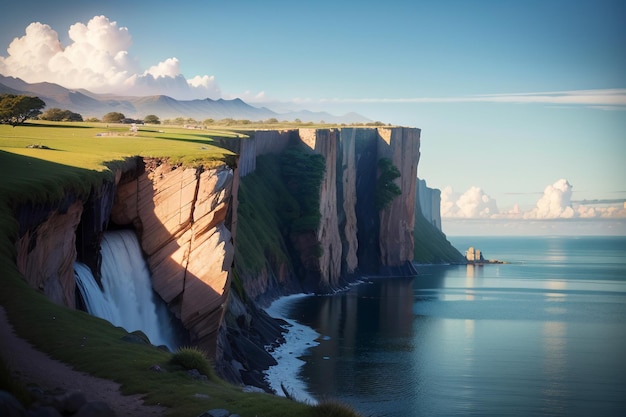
(283, 241), (626, 417)
(541, 321), (568, 414)
(466, 263), (484, 279)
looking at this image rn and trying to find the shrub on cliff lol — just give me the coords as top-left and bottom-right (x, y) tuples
(375, 157), (402, 210)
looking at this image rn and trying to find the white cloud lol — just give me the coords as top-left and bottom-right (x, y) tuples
(313, 89), (626, 109)
(524, 179), (575, 219)
(441, 186), (499, 218)
(442, 179), (626, 221)
(145, 57), (180, 78)
(0, 16), (221, 100)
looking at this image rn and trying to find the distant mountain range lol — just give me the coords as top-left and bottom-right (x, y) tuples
(0, 75), (370, 124)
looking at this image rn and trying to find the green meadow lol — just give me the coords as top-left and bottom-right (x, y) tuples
(0, 121), (360, 417)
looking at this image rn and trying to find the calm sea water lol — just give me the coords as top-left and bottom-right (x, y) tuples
(276, 236), (626, 417)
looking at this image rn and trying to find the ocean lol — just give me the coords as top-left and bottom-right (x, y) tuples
(264, 236), (626, 417)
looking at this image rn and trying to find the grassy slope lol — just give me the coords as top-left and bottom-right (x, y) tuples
(413, 209), (465, 264)
(0, 121), (343, 417)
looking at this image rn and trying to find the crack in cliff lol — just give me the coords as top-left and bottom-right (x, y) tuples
(181, 166), (203, 298)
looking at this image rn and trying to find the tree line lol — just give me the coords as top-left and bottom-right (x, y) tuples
(1, 93), (390, 128)
(0, 94), (163, 127)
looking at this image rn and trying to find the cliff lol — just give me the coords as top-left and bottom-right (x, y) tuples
(13, 157), (236, 359)
(219, 126), (422, 388)
(414, 179), (465, 264)
(16, 198), (83, 308)
(10, 126), (432, 389)
(233, 126), (422, 301)
(377, 128), (420, 271)
(417, 178), (442, 231)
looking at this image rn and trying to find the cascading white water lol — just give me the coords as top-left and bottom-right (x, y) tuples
(74, 230), (179, 350)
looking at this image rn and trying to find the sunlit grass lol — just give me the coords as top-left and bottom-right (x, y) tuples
(0, 120), (238, 170)
(0, 121), (239, 206)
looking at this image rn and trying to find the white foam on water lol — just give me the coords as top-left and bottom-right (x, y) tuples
(263, 293), (320, 405)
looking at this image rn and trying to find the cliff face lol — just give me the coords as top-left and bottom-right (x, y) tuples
(417, 178), (442, 231)
(14, 175), (121, 308)
(298, 129), (343, 288)
(110, 159), (234, 357)
(377, 128), (421, 268)
(14, 157), (236, 358)
(15, 199), (83, 308)
(235, 127), (422, 297)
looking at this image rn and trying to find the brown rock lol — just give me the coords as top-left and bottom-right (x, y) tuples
(110, 161), (235, 358)
(15, 200), (83, 307)
(377, 127), (421, 267)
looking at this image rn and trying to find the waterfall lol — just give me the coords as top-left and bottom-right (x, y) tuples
(74, 230), (179, 350)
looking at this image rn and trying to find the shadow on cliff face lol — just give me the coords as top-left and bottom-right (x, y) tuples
(108, 157), (234, 360)
(2, 149), (118, 308)
(353, 130), (383, 274)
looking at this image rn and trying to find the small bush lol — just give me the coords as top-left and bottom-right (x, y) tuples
(170, 346), (213, 378)
(310, 400), (363, 417)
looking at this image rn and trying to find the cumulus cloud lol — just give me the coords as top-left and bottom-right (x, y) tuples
(441, 186), (499, 218)
(442, 179), (626, 221)
(524, 179), (575, 219)
(0, 16), (221, 100)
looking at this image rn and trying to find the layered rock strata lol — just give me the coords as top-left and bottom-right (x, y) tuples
(111, 159), (234, 357)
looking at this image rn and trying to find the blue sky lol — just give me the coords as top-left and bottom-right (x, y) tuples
(1, 0), (624, 235)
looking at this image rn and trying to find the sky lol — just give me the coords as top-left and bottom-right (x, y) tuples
(0, 0), (624, 236)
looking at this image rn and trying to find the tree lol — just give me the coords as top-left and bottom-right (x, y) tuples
(102, 112), (125, 123)
(0, 94), (46, 126)
(40, 107), (83, 122)
(143, 114), (160, 124)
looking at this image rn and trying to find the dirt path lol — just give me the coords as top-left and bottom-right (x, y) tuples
(0, 306), (166, 417)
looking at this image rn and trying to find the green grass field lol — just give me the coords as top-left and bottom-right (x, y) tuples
(0, 121), (361, 417)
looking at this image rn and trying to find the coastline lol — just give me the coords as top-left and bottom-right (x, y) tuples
(262, 293), (320, 405)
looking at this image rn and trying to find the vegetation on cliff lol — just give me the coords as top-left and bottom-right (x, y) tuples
(280, 146), (326, 234)
(235, 153), (295, 274)
(234, 145), (326, 285)
(413, 209), (465, 264)
(375, 157), (402, 210)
